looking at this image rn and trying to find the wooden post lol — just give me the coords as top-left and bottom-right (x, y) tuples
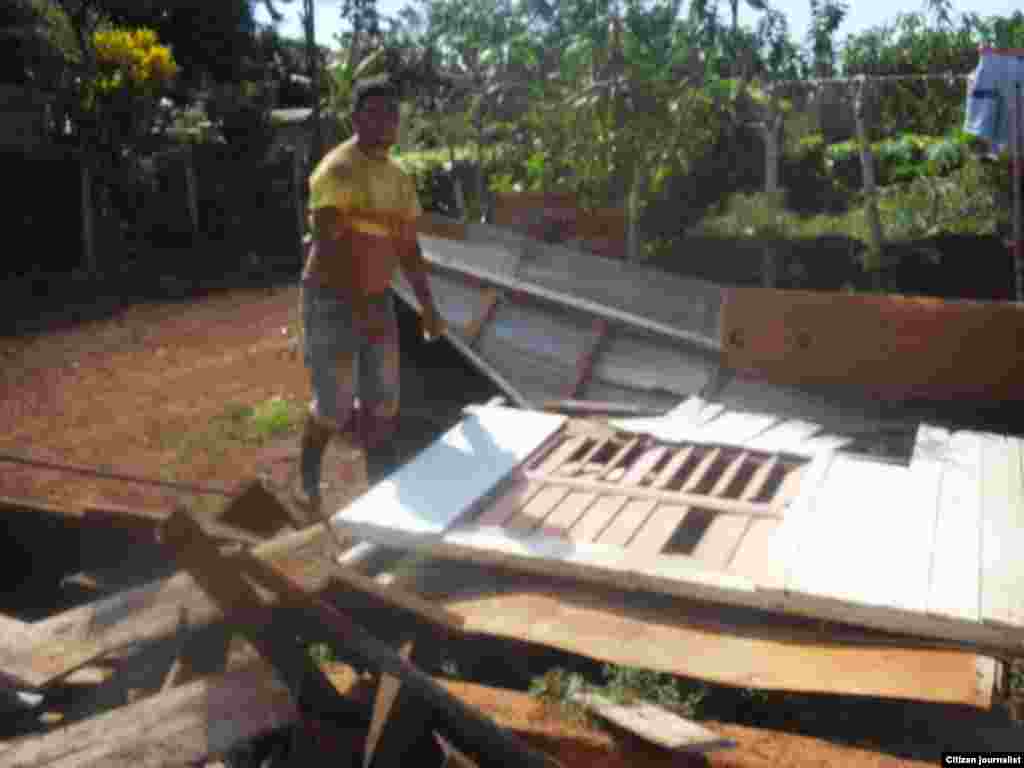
(854, 76), (886, 283)
(1012, 82), (1023, 303)
(80, 152), (97, 275)
(184, 145), (200, 240)
(762, 83), (783, 288)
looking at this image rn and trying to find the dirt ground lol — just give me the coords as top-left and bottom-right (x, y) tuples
(0, 279), (1018, 766)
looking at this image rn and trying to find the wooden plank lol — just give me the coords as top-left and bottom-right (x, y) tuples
(558, 437), (612, 476)
(581, 446), (669, 546)
(539, 491), (599, 538)
(681, 447), (721, 492)
(709, 451), (750, 497)
(0, 662), (297, 768)
(721, 286), (1024, 400)
(620, 447), (698, 554)
(522, 472), (781, 519)
(535, 435), (588, 475)
(650, 446), (694, 488)
(619, 446), (668, 486)
(569, 495), (629, 543)
(201, 531), (556, 768)
(596, 499), (657, 548)
(762, 451), (837, 593)
(926, 431), (984, 623)
(0, 524), (321, 691)
(727, 517), (783, 584)
(597, 437), (640, 480)
(571, 693), (735, 752)
(334, 406), (566, 544)
(474, 476), (545, 527)
(627, 505), (690, 554)
(358, 515), (1024, 654)
(741, 456), (780, 503)
(980, 435), (1024, 629)
(720, 457), (784, 581)
(364, 639), (446, 768)
(504, 485), (571, 534)
(440, 588), (999, 708)
(691, 452), (753, 570)
(786, 455), (943, 616)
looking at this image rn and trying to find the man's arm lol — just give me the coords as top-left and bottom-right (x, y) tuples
(398, 228), (446, 339)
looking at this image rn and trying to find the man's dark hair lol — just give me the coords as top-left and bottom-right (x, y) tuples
(352, 75), (400, 114)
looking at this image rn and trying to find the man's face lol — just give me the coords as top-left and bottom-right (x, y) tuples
(353, 93), (400, 149)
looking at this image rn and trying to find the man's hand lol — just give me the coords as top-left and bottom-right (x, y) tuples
(420, 304), (448, 342)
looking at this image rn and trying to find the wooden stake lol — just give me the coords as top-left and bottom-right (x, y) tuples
(81, 153), (96, 275)
(854, 76), (886, 279)
(1013, 82), (1023, 302)
(184, 145), (199, 239)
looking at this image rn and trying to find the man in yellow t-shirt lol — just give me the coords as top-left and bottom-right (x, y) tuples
(296, 75), (447, 514)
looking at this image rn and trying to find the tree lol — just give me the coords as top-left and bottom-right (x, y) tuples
(808, 0), (847, 77)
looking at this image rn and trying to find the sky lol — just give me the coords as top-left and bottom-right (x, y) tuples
(255, 0), (1021, 51)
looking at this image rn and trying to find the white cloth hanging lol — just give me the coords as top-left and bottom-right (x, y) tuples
(964, 46), (1024, 153)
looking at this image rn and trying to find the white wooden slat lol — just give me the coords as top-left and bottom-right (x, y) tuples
(598, 499), (658, 548)
(785, 454), (942, 615)
(505, 486), (572, 533)
(474, 476), (544, 526)
(629, 504), (690, 554)
(333, 406), (565, 542)
(926, 431), (984, 623)
(762, 450), (837, 592)
(541, 491), (599, 538)
(608, 398), (721, 442)
(569, 496), (629, 543)
(439, 524), (758, 597)
(980, 435), (1024, 629)
(691, 452), (753, 569)
(745, 420), (823, 455)
(688, 412), (779, 448)
(727, 517), (782, 583)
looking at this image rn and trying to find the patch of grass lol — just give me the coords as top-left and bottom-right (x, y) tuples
(527, 667), (592, 724)
(528, 664), (709, 725)
(248, 396), (302, 441)
(163, 396), (304, 469)
(601, 664), (707, 717)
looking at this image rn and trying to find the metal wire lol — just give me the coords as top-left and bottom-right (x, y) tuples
(0, 451), (237, 497)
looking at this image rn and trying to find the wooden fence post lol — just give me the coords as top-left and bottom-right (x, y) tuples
(762, 83), (784, 287)
(80, 152), (97, 275)
(1012, 82), (1023, 302)
(854, 76), (886, 284)
(184, 144), (200, 240)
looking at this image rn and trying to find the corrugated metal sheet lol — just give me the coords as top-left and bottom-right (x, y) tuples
(519, 241), (721, 344)
(592, 327), (715, 398)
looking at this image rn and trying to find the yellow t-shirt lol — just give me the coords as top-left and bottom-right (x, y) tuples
(303, 137), (422, 296)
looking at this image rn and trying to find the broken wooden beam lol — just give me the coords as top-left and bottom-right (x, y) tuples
(160, 507), (557, 768)
(0, 525), (327, 691)
(363, 638), (447, 768)
(0, 662), (297, 768)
